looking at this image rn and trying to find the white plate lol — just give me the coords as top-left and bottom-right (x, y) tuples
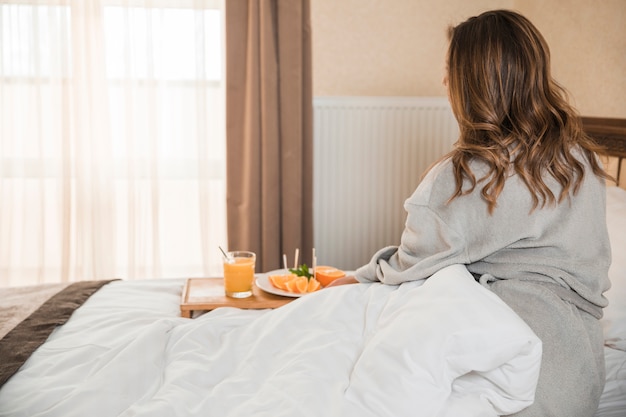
(255, 269), (305, 298)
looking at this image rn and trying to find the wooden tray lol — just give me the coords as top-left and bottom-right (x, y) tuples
(180, 278), (294, 318)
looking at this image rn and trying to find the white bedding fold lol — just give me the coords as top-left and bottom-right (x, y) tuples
(0, 265), (541, 417)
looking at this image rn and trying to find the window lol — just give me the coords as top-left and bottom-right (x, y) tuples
(0, 0), (226, 285)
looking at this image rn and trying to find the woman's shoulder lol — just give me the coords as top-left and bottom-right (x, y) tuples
(406, 157), (458, 207)
(406, 155), (520, 211)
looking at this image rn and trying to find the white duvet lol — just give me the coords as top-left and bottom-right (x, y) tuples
(0, 265), (541, 417)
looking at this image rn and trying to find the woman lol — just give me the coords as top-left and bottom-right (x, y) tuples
(330, 10), (611, 417)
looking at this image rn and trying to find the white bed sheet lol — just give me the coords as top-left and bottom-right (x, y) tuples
(604, 186), (626, 350)
(595, 347), (626, 417)
(593, 186), (626, 417)
(595, 186), (626, 417)
(0, 265), (542, 417)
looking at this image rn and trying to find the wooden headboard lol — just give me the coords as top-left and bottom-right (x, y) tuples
(582, 116), (626, 187)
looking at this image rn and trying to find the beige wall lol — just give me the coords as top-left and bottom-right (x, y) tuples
(516, 0), (626, 117)
(312, 0), (626, 118)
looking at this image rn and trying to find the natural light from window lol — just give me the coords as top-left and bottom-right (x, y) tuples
(0, 1), (226, 285)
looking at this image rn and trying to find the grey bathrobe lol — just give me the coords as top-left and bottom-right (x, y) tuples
(355, 153), (611, 417)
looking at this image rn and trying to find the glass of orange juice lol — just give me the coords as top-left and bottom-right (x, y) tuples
(223, 251), (256, 298)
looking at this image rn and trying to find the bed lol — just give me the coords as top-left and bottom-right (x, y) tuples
(1, 117), (625, 417)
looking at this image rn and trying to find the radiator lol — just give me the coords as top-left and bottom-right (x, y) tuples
(313, 96), (459, 271)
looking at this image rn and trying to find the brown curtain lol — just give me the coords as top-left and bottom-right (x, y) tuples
(225, 0), (313, 272)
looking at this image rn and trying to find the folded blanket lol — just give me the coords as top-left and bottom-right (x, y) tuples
(0, 265), (541, 417)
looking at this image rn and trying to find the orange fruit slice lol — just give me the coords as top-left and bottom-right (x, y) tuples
(268, 273), (322, 294)
(315, 266), (346, 287)
(269, 273), (296, 291)
(294, 276), (309, 293)
(307, 278), (321, 292)
(285, 276), (304, 293)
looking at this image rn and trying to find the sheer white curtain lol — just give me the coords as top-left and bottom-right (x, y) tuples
(0, 0), (226, 286)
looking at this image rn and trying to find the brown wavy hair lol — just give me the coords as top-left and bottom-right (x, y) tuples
(445, 9), (609, 213)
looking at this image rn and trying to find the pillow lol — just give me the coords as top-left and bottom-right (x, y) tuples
(603, 186), (626, 350)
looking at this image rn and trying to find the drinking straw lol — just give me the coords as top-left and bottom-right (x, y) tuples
(283, 254), (288, 270)
(294, 248), (299, 269)
(219, 246), (231, 261)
